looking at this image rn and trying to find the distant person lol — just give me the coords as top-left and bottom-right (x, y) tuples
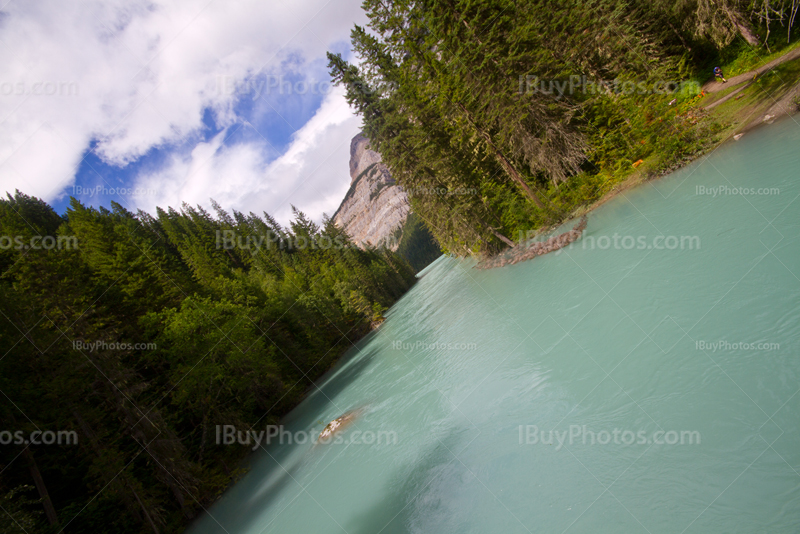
(714, 66), (727, 83)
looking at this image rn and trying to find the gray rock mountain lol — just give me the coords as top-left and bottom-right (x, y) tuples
(332, 133), (410, 250)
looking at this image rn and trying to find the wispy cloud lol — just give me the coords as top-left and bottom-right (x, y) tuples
(132, 85), (361, 225)
(0, 0), (365, 220)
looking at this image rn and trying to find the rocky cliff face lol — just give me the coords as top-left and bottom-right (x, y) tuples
(332, 133), (410, 250)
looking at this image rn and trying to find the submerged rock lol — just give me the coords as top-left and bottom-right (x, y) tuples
(316, 408), (364, 444)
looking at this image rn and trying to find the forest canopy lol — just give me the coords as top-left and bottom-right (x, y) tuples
(328, 0), (799, 255)
(0, 191), (416, 533)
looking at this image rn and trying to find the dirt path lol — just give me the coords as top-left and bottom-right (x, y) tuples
(702, 46), (800, 93)
(705, 83), (752, 110)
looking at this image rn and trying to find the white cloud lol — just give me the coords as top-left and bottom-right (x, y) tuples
(132, 85), (361, 225)
(0, 0), (366, 216)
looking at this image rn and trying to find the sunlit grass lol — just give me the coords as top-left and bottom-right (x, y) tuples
(719, 34), (800, 78)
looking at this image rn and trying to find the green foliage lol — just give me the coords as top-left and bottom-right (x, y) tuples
(329, 0), (792, 256)
(0, 485), (43, 533)
(395, 212), (442, 272)
(0, 192), (416, 533)
(1, 3), (792, 531)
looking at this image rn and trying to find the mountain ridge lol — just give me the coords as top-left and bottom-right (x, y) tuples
(331, 132), (440, 271)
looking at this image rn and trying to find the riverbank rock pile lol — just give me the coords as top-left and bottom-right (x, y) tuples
(477, 216), (588, 270)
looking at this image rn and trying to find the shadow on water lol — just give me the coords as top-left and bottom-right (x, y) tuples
(346, 433), (463, 534)
(215, 451), (306, 532)
(283, 335), (380, 429)
(190, 338), (382, 533)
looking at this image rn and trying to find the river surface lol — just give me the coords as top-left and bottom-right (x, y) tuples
(189, 119), (800, 533)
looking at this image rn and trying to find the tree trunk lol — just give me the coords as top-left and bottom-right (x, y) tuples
(23, 448), (59, 526)
(73, 409), (165, 531)
(736, 22), (759, 46)
(666, 19), (690, 50)
(727, 9), (759, 45)
(489, 228), (516, 247)
(9, 412), (59, 527)
(789, 0), (799, 44)
(490, 139), (547, 209)
(454, 103), (546, 208)
(198, 415), (208, 463)
(129, 483), (160, 534)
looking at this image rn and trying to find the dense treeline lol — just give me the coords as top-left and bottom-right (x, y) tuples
(395, 212), (442, 271)
(328, 0), (800, 255)
(0, 191), (416, 533)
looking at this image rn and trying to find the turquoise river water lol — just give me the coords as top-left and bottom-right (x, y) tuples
(189, 119), (800, 533)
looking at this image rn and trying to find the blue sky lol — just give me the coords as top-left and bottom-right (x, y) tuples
(0, 0), (366, 225)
